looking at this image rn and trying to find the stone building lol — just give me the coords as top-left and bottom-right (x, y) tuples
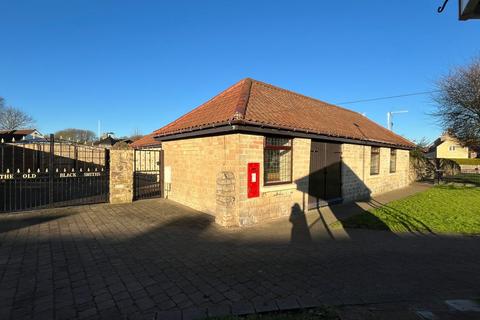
(133, 78), (414, 227)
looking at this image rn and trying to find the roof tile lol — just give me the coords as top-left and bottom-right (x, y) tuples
(136, 78), (414, 148)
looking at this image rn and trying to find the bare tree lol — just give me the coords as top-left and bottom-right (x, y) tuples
(0, 100), (35, 130)
(433, 57), (480, 147)
(55, 128), (96, 142)
(129, 128), (143, 141)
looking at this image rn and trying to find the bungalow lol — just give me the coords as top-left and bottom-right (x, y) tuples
(95, 134), (133, 149)
(0, 129), (44, 142)
(133, 78), (414, 227)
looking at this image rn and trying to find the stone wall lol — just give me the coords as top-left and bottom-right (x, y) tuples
(109, 149), (134, 204)
(215, 171), (237, 227)
(162, 134), (311, 226)
(341, 144), (410, 202)
(161, 134), (411, 227)
(162, 135), (240, 226)
(236, 135), (311, 226)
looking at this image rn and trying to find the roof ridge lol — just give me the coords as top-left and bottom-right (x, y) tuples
(248, 79), (413, 146)
(142, 78), (414, 148)
(231, 78), (252, 121)
(250, 79), (361, 116)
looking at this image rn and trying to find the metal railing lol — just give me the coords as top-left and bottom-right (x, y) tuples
(436, 170), (480, 186)
(1, 134), (109, 213)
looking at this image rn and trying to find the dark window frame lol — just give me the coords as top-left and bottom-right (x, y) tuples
(390, 148), (397, 173)
(263, 136), (293, 186)
(370, 147), (380, 175)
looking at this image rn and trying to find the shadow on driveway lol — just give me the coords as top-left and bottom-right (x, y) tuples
(0, 198), (478, 320)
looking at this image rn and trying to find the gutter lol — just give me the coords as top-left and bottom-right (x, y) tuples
(154, 122), (414, 150)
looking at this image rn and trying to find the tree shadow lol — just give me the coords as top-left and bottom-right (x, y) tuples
(161, 214), (215, 230)
(295, 161), (392, 240)
(366, 199), (435, 235)
(0, 200), (478, 320)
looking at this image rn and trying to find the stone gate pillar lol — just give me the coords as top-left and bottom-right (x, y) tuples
(109, 148), (134, 204)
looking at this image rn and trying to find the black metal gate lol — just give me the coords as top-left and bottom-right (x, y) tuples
(1, 134), (109, 213)
(308, 141), (342, 209)
(134, 148), (163, 200)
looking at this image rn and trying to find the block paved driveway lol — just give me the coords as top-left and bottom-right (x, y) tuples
(0, 198), (479, 320)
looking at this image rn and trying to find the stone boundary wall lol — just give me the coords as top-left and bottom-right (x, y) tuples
(162, 135), (240, 226)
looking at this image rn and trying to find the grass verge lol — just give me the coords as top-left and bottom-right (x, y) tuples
(336, 185), (480, 235)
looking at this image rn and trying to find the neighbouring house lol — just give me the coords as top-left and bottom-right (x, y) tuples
(426, 132), (476, 159)
(94, 134), (132, 149)
(0, 129), (44, 142)
(134, 78), (415, 227)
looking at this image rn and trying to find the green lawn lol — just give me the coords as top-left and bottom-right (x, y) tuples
(336, 185), (480, 235)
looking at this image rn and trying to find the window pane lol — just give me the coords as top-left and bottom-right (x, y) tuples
(370, 147), (380, 175)
(265, 137), (291, 147)
(264, 137), (292, 184)
(390, 149), (397, 173)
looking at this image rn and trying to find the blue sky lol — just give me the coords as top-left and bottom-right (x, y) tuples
(0, 1), (478, 142)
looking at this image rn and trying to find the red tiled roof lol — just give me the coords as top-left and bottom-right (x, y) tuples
(130, 132), (160, 148)
(0, 129), (37, 135)
(138, 78), (414, 148)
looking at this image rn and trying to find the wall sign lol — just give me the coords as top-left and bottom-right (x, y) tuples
(0, 174), (14, 180)
(60, 172), (77, 178)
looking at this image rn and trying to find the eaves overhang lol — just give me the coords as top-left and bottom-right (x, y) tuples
(153, 121), (415, 150)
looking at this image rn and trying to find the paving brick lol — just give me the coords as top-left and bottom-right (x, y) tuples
(224, 290), (243, 302)
(231, 301), (255, 316)
(154, 310), (182, 320)
(0, 195), (478, 320)
(297, 295), (320, 309)
(207, 303), (231, 318)
(78, 307), (97, 319)
(135, 297), (155, 310)
(182, 307), (207, 320)
(254, 299), (278, 313)
(275, 296), (300, 311)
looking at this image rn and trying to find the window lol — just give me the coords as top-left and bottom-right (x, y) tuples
(449, 145), (457, 151)
(390, 149), (397, 173)
(264, 137), (292, 185)
(370, 147), (380, 175)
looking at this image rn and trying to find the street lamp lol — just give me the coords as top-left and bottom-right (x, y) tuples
(387, 110), (408, 131)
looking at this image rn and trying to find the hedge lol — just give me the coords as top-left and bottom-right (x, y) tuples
(449, 158), (480, 165)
